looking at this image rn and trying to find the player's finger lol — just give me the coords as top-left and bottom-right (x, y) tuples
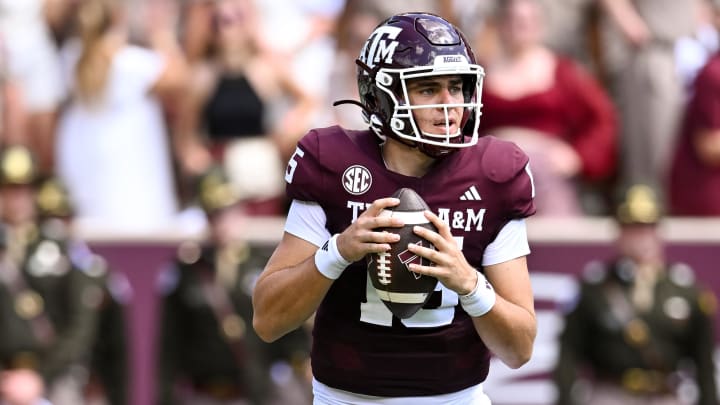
(408, 263), (437, 277)
(424, 210), (454, 239)
(363, 242), (394, 254)
(372, 215), (405, 229)
(365, 230), (401, 244)
(407, 241), (443, 264)
(412, 225), (446, 249)
(362, 197), (400, 217)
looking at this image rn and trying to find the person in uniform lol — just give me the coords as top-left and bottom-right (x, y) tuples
(34, 176), (131, 405)
(156, 165), (311, 405)
(252, 12), (537, 404)
(553, 184), (719, 405)
(0, 145), (106, 405)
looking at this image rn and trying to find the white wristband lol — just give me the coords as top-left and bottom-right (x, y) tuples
(314, 234), (352, 280)
(459, 271), (496, 317)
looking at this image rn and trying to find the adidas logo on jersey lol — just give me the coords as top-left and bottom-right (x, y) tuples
(459, 185), (482, 201)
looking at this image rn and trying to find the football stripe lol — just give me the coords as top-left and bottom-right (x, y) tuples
(375, 290), (430, 304)
(377, 210), (429, 224)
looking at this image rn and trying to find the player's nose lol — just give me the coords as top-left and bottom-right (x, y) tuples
(438, 87), (455, 103)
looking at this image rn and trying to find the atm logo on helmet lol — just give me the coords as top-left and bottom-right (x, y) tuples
(360, 26), (402, 68)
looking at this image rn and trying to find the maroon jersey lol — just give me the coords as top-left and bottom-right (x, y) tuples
(285, 126), (535, 396)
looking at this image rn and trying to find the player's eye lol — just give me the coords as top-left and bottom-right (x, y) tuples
(449, 85), (463, 94)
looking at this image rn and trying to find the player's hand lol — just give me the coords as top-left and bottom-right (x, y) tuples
(336, 197), (404, 262)
(406, 210), (478, 295)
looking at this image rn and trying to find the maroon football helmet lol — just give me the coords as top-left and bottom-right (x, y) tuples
(349, 13), (485, 157)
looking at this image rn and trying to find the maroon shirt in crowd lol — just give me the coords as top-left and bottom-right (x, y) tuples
(479, 57), (617, 181)
(669, 53), (720, 216)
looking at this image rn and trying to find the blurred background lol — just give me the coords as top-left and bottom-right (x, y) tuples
(1, 0), (720, 404)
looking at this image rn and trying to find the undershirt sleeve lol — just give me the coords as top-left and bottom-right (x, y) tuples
(284, 199), (331, 247)
(482, 219), (530, 266)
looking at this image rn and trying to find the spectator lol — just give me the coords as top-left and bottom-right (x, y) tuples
(326, 0), (385, 130)
(174, 0), (317, 216)
(363, 0), (454, 24)
(253, 0), (344, 129)
(0, 34), (26, 147)
(178, 0), (217, 67)
(34, 176), (131, 405)
(674, 0), (720, 93)
(55, 0), (188, 232)
(156, 165), (311, 405)
(668, 44), (720, 216)
(535, 0), (599, 70)
(0, 0), (67, 175)
(553, 184), (718, 404)
(598, 0), (697, 198)
(479, 0), (617, 216)
(0, 145), (106, 405)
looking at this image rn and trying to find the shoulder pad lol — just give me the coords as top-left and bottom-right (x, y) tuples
(668, 262), (695, 287)
(287, 126), (358, 202)
(581, 260), (608, 284)
(481, 137), (529, 183)
(177, 241), (203, 265)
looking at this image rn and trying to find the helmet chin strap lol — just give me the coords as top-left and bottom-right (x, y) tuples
(332, 98), (369, 112)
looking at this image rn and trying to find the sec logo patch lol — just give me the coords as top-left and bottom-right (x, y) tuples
(342, 165), (372, 195)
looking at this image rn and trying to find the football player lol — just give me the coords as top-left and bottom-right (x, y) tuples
(253, 12), (537, 404)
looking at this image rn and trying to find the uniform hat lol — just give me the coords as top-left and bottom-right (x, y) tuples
(197, 165), (240, 215)
(615, 184), (662, 225)
(36, 177), (74, 218)
(0, 145), (38, 186)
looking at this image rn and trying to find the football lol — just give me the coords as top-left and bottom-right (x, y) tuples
(367, 188), (438, 319)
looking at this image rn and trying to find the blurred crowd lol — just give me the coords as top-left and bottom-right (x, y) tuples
(1, 0), (719, 227)
(1, 0), (720, 404)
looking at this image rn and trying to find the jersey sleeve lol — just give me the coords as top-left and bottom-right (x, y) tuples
(481, 137), (536, 220)
(285, 129), (326, 202)
(511, 161), (537, 219)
